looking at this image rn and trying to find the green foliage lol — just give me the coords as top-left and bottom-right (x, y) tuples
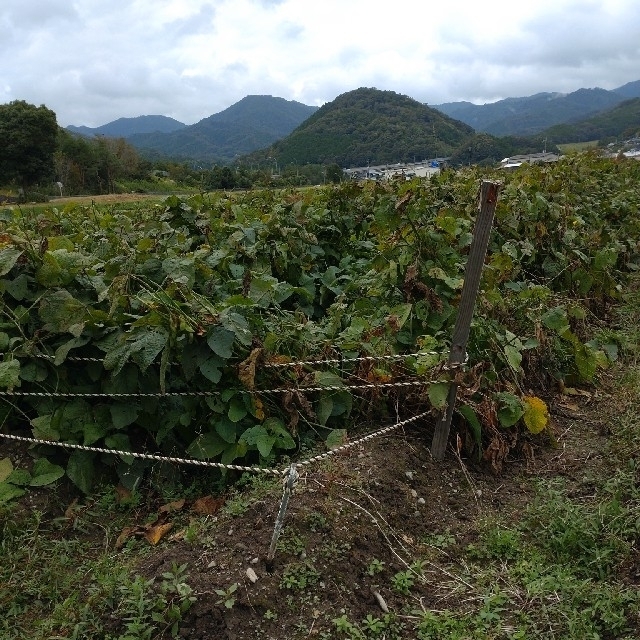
(0, 100), (58, 188)
(1, 155), (639, 482)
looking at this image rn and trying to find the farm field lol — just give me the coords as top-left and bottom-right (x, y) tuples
(1, 154), (639, 638)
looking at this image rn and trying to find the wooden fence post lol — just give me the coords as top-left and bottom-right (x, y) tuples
(430, 180), (500, 460)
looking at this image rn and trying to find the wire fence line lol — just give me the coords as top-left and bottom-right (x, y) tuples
(0, 379), (437, 400)
(28, 351), (442, 369)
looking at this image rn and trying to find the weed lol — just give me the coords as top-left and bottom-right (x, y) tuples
(391, 569), (415, 595)
(365, 558), (386, 576)
(279, 562), (320, 591)
(215, 582), (239, 609)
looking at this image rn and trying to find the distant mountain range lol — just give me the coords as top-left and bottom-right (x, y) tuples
(68, 96), (317, 163)
(67, 115), (186, 138)
(433, 81), (640, 136)
(66, 81), (640, 166)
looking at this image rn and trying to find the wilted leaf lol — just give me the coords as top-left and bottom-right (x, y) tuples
(238, 348), (262, 390)
(115, 525), (140, 549)
(159, 499), (185, 514)
(523, 396), (549, 434)
(192, 495), (224, 515)
(144, 522), (173, 545)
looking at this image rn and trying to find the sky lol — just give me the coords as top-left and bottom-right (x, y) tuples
(1, 0), (639, 128)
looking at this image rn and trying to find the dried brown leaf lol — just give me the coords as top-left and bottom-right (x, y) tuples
(192, 495), (225, 515)
(144, 522), (173, 545)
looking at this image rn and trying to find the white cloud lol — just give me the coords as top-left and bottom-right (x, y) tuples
(1, 0), (638, 126)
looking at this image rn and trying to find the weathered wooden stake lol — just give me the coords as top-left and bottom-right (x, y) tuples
(430, 180), (500, 460)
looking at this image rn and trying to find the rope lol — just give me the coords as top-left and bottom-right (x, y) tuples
(295, 410), (431, 467)
(0, 432), (286, 477)
(30, 351), (441, 369)
(0, 379), (441, 400)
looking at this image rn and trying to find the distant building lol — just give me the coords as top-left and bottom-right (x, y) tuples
(499, 152), (561, 169)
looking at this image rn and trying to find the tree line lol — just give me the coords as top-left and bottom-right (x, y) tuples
(0, 100), (344, 200)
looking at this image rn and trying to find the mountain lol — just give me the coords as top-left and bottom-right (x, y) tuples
(541, 98), (640, 144)
(67, 115), (186, 137)
(434, 87), (630, 137)
(244, 88), (475, 168)
(127, 95), (318, 162)
(614, 80), (640, 99)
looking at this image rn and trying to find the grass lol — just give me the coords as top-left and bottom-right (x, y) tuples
(0, 491), (196, 640)
(557, 140), (600, 152)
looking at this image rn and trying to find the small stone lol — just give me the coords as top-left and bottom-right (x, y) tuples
(405, 471), (414, 481)
(417, 497), (426, 505)
(228, 528), (234, 536)
(476, 490), (483, 497)
(250, 557), (259, 564)
(410, 489), (418, 498)
(246, 567), (259, 583)
(207, 560), (217, 569)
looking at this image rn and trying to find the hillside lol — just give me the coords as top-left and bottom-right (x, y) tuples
(541, 97), (640, 144)
(245, 88), (474, 167)
(127, 95), (318, 163)
(67, 115), (186, 137)
(434, 87), (631, 137)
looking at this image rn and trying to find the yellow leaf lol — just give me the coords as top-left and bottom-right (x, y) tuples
(523, 396), (549, 434)
(144, 522), (173, 545)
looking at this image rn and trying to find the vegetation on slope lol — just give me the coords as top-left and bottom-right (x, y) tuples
(248, 88), (475, 167)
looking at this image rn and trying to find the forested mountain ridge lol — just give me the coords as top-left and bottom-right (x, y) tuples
(124, 95), (318, 163)
(434, 82), (640, 136)
(244, 88), (475, 168)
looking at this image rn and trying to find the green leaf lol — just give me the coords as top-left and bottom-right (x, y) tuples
(216, 418), (237, 444)
(199, 356), (223, 383)
(316, 395), (333, 426)
(0, 247), (23, 276)
(207, 326), (235, 359)
(0, 359), (21, 389)
(0, 482), (25, 504)
(130, 330), (168, 371)
(496, 392), (525, 428)
(82, 421), (108, 446)
(30, 414), (59, 440)
(0, 457), (13, 483)
(541, 306), (569, 332)
(264, 417), (296, 450)
(187, 432), (226, 459)
(428, 383), (450, 410)
(326, 429), (348, 450)
(458, 405), (482, 448)
(574, 343), (599, 381)
(5, 273), (29, 300)
(240, 425), (276, 458)
(6, 468), (31, 486)
(228, 397), (247, 423)
(30, 459), (65, 486)
(0, 332), (9, 351)
(39, 290), (86, 334)
(66, 450), (96, 494)
(110, 403), (140, 429)
(504, 345), (523, 371)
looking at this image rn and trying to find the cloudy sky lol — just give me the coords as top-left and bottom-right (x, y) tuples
(2, 0), (639, 127)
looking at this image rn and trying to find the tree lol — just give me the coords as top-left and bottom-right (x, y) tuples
(0, 100), (58, 189)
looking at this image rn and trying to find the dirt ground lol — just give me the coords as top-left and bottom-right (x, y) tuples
(130, 387), (619, 639)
